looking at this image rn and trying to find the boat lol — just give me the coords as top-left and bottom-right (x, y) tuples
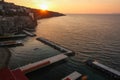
(62, 71), (82, 80)
(0, 34), (27, 39)
(0, 40), (23, 47)
(85, 60), (120, 79)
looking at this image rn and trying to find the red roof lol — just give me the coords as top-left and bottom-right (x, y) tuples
(0, 67), (28, 80)
(0, 67), (16, 80)
(65, 78), (71, 80)
(12, 69), (29, 80)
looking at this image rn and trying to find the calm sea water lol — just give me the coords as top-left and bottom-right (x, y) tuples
(9, 14), (120, 80)
(36, 14), (120, 71)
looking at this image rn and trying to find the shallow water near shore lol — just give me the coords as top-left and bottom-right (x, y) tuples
(9, 14), (120, 80)
(8, 37), (61, 69)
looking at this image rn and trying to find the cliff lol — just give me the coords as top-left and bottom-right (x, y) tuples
(0, 2), (37, 35)
(0, 2), (65, 35)
(31, 9), (65, 19)
(0, 1), (65, 69)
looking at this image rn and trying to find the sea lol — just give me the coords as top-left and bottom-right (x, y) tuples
(9, 14), (120, 80)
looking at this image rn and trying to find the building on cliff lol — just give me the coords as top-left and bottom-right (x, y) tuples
(0, 1), (37, 36)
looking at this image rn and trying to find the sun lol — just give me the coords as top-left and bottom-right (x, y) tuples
(40, 4), (48, 10)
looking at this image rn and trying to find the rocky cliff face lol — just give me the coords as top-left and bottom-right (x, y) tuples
(0, 2), (37, 35)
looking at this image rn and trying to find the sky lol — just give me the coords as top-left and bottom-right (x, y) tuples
(5, 0), (120, 14)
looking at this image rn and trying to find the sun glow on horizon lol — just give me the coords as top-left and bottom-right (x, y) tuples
(5, 0), (120, 14)
(40, 4), (48, 10)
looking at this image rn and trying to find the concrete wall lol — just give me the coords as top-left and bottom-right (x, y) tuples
(0, 48), (11, 69)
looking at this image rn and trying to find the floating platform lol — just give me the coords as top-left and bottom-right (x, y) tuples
(62, 71), (82, 80)
(0, 34), (27, 40)
(23, 30), (36, 37)
(0, 40), (23, 47)
(86, 60), (120, 79)
(36, 37), (75, 56)
(19, 54), (68, 74)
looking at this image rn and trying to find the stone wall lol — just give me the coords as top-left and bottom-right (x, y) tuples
(0, 48), (11, 69)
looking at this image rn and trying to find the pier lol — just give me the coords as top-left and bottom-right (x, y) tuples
(86, 60), (120, 79)
(20, 54), (68, 74)
(0, 40), (23, 47)
(0, 34), (27, 40)
(23, 30), (36, 37)
(62, 71), (82, 80)
(37, 37), (75, 56)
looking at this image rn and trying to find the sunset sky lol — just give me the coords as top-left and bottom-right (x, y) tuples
(5, 0), (120, 14)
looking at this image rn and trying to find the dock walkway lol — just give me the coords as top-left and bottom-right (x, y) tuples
(20, 54), (68, 74)
(37, 37), (75, 56)
(23, 30), (36, 37)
